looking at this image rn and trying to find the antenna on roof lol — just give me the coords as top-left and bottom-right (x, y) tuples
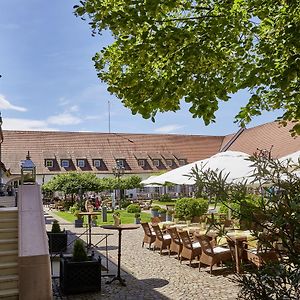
(108, 100), (111, 133)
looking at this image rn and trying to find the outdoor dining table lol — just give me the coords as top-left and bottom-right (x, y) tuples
(226, 230), (254, 273)
(78, 211), (102, 248)
(101, 224), (140, 286)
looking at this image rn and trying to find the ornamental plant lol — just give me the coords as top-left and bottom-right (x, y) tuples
(175, 198), (209, 220)
(72, 239), (88, 262)
(126, 204), (141, 213)
(51, 220), (62, 233)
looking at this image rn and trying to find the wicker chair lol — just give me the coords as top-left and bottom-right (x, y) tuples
(141, 222), (156, 249)
(167, 227), (183, 259)
(178, 230), (201, 266)
(197, 234), (231, 274)
(245, 235), (279, 268)
(152, 224), (172, 255)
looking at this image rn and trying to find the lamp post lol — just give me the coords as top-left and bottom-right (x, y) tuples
(112, 160), (125, 209)
(20, 151), (36, 185)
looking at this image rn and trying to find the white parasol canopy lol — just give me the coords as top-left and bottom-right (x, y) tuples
(279, 150), (300, 164)
(141, 151), (255, 185)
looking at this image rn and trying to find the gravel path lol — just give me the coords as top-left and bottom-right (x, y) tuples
(45, 208), (240, 300)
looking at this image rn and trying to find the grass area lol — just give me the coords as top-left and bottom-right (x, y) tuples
(53, 210), (151, 225)
(152, 200), (177, 206)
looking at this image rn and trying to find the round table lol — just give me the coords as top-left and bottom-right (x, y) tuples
(78, 211), (102, 248)
(101, 224), (140, 286)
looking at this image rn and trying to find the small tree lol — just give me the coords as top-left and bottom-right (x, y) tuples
(72, 239), (88, 262)
(51, 220), (62, 233)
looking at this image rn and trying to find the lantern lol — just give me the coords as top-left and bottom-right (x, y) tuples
(20, 151), (36, 184)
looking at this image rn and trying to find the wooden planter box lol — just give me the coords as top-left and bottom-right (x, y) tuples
(59, 256), (102, 295)
(47, 231), (68, 253)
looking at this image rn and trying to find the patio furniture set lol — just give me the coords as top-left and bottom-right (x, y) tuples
(141, 221), (279, 274)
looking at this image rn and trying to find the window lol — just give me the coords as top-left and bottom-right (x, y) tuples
(153, 159), (160, 167)
(116, 160), (124, 168)
(138, 159), (145, 167)
(166, 159), (173, 167)
(77, 159), (85, 168)
(93, 159), (101, 168)
(61, 160), (69, 168)
(45, 159), (53, 168)
(179, 159), (186, 166)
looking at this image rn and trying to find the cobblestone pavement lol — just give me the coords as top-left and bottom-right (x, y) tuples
(45, 208), (240, 300)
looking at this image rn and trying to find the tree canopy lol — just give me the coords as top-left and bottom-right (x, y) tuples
(74, 0), (300, 135)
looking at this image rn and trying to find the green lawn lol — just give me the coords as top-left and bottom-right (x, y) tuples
(152, 200), (177, 206)
(53, 210), (151, 225)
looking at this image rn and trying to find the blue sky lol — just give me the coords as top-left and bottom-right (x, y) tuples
(0, 0), (282, 136)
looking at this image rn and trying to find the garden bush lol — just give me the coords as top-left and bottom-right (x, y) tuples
(159, 194), (172, 202)
(150, 205), (161, 211)
(126, 204), (141, 213)
(175, 198), (208, 219)
(121, 199), (131, 209)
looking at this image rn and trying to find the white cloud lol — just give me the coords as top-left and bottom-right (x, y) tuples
(154, 124), (184, 134)
(0, 95), (27, 112)
(3, 118), (57, 131)
(69, 105), (79, 112)
(47, 113), (82, 125)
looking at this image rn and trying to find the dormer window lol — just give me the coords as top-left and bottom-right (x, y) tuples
(179, 159), (186, 166)
(45, 159), (53, 168)
(138, 159), (145, 167)
(166, 159), (173, 167)
(77, 159), (85, 168)
(116, 160), (124, 168)
(61, 160), (70, 168)
(93, 159), (101, 168)
(153, 159), (160, 167)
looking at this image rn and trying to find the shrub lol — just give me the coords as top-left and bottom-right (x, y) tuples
(121, 199), (131, 209)
(175, 198), (209, 219)
(126, 204), (141, 213)
(72, 239), (88, 262)
(150, 205), (161, 211)
(134, 212), (141, 219)
(159, 194), (172, 202)
(158, 208), (167, 214)
(51, 220), (62, 233)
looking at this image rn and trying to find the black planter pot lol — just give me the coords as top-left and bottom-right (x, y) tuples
(47, 231), (68, 253)
(74, 219), (83, 228)
(60, 256), (102, 295)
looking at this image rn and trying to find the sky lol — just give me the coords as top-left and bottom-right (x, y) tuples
(0, 0), (283, 136)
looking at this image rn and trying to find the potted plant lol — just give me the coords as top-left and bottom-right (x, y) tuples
(47, 220), (68, 253)
(150, 205), (161, 217)
(113, 212), (121, 226)
(60, 239), (102, 294)
(134, 213), (141, 224)
(158, 208), (167, 222)
(74, 210), (84, 228)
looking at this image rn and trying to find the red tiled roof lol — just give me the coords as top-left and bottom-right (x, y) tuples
(222, 122), (300, 158)
(2, 131), (224, 175)
(3, 122), (298, 177)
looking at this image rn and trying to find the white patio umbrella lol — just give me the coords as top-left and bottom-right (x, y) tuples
(142, 151), (255, 185)
(141, 175), (162, 186)
(279, 150), (300, 164)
